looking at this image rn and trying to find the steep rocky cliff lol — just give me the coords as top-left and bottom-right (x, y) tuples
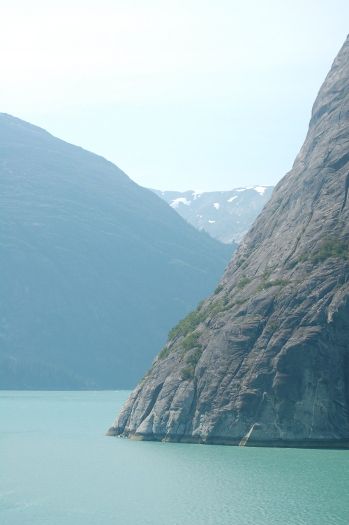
(108, 37), (349, 447)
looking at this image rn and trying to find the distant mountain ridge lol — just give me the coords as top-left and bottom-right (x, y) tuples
(0, 113), (233, 389)
(152, 186), (274, 244)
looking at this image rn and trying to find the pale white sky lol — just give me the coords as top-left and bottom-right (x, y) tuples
(1, 0), (348, 190)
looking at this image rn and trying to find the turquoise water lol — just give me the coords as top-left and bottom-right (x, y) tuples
(1, 391), (348, 525)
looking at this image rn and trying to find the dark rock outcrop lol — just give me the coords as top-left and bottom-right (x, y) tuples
(108, 36), (349, 447)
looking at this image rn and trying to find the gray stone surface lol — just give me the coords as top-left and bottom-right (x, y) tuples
(108, 36), (349, 447)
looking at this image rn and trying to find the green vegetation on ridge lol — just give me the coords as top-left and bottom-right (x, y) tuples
(303, 238), (349, 263)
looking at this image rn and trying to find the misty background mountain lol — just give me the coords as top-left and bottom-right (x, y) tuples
(0, 113), (234, 389)
(152, 187), (273, 244)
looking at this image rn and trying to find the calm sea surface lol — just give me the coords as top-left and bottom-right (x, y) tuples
(1, 391), (348, 525)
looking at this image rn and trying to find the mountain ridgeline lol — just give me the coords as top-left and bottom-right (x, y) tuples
(109, 36), (349, 447)
(0, 114), (233, 389)
(152, 186), (273, 244)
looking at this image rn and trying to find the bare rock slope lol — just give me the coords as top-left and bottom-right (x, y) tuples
(108, 37), (349, 447)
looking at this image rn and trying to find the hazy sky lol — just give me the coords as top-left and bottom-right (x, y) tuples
(2, 0), (349, 191)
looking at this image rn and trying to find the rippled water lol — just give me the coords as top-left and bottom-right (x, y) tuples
(1, 391), (348, 525)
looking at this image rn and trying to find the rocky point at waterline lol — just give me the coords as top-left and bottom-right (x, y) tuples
(108, 36), (349, 448)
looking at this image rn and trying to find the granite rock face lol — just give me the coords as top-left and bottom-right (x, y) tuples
(108, 37), (349, 447)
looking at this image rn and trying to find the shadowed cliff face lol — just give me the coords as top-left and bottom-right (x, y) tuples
(108, 36), (349, 447)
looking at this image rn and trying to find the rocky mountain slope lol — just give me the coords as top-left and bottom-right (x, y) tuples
(109, 36), (349, 447)
(0, 114), (232, 389)
(152, 186), (273, 244)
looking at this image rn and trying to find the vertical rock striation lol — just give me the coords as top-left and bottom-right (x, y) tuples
(108, 36), (349, 447)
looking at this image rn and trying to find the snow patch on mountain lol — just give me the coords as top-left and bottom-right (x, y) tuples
(170, 197), (191, 209)
(254, 186), (267, 195)
(192, 191), (202, 200)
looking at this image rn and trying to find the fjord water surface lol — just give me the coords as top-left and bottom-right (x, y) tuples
(1, 391), (348, 525)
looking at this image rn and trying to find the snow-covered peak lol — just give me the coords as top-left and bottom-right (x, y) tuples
(234, 185), (269, 195)
(235, 187), (250, 192)
(153, 185), (273, 244)
(253, 186), (267, 195)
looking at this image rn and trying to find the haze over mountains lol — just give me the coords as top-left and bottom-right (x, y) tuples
(152, 187), (274, 244)
(0, 113), (233, 389)
(110, 36), (349, 448)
